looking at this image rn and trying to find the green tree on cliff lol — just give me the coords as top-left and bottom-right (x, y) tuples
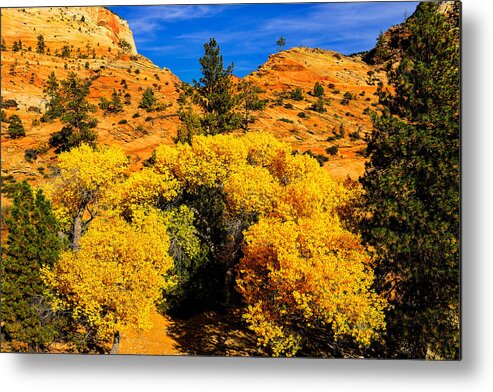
(360, 2), (460, 359)
(48, 72), (98, 152)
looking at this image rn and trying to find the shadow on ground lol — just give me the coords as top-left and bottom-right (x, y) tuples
(166, 308), (265, 357)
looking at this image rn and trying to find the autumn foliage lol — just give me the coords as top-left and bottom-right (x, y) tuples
(46, 144), (128, 249)
(0, 6), (459, 358)
(152, 132), (386, 355)
(38, 133), (386, 355)
(42, 209), (173, 343)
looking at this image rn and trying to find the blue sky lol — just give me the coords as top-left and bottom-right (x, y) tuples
(109, 2), (419, 83)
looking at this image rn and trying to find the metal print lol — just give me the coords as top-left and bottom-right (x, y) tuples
(0, 1), (460, 359)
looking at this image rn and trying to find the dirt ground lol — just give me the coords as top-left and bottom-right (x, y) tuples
(118, 308), (263, 357)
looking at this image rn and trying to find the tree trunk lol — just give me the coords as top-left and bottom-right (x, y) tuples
(71, 211), (83, 250)
(110, 331), (120, 354)
(224, 269), (233, 306)
(245, 103), (249, 132)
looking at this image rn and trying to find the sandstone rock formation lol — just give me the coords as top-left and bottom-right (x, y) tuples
(1, 7), (136, 57)
(1, 6), (388, 190)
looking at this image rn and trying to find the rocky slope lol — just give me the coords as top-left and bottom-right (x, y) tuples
(246, 47), (385, 180)
(1, 7), (182, 183)
(1, 7), (136, 56)
(361, 1), (460, 67)
(1, 5), (388, 192)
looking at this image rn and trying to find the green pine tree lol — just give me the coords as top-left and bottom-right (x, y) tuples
(7, 114), (26, 139)
(100, 90), (124, 113)
(360, 2), (460, 359)
(139, 87), (156, 110)
(276, 37), (286, 52)
(36, 34), (45, 54)
(1, 182), (63, 352)
(12, 40), (22, 52)
(313, 82), (325, 98)
(239, 80), (266, 131)
(193, 38), (241, 135)
(48, 72), (98, 152)
(110, 89), (123, 113)
(43, 71), (63, 121)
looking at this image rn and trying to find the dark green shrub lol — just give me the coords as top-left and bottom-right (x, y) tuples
(278, 118), (294, 124)
(2, 99), (19, 109)
(290, 87), (304, 101)
(341, 91), (355, 105)
(98, 97), (111, 111)
(12, 40), (23, 52)
(61, 45), (71, 58)
(326, 145), (339, 155)
(139, 88), (156, 109)
(349, 131), (361, 141)
(336, 123), (345, 138)
(24, 149), (38, 163)
(24, 144), (49, 163)
(308, 98), (327, 113)
(135, 125), (148, 135)
(313, 82), (325, 97)
(8, 114), (26, 139)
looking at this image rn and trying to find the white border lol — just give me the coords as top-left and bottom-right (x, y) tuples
(1, 0), (492, 391)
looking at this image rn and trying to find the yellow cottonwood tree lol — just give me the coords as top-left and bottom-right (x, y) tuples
(237, 216), (387, 356)
(154, 133), (247, 190)
(150, 132), (386, 356)
(107, 168), (180, 220)
(42, 132), (385, 355)
(47, 144), (128, 249)
(42, 209), (174, 350)
(224, 164), (280, 216)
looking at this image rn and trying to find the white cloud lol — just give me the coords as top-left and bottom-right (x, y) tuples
(127, 5), (225, 37)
